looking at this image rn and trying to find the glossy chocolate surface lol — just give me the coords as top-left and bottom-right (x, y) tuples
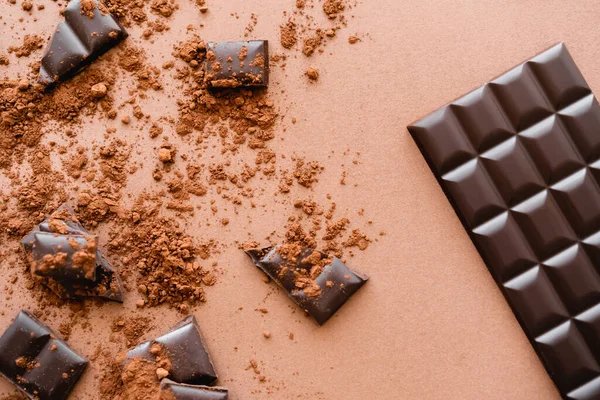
(30, 232), (97, 282)
(0, 311), (88, 400)
(127, 315), (218, 385)
(39, 0), (127, 85)
(245, 245), (369, 325)
(160, 379), (228, 400)
(408, 43), (600, 400)
(21, 204), (124, 302)
(205, 41), (269, 88)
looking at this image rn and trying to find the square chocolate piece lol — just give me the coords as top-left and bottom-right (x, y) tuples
(205, 41), (269, 88)
(245, 245), (369, 325)
(160, 379), (228, 400)
(127, 316), (218, 386)
(408, 43), (600, 399)
(39, 0), (128, 85)
(0, 311), (88, 400)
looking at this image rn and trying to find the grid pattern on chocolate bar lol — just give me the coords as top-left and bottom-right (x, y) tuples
(409, 43), (600, 400)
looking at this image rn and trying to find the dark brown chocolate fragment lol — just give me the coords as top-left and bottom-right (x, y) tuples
(245, 245), (369, 325)
(0, 311), (88, 400)
(205, 41), (269, 88)
(21, 204), (124, 302)
(408, 43), (600, 400)
(126, 316), (217, 385)
(160, 379), (228, 400)
(31, 232), (97, 282)
(39, 0), (128, 85)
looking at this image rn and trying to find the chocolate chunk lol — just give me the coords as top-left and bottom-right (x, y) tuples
(127, 316), (217, 385)
(408, 43), (600, 399)
(31, 232), (98, 282)
(0, 311), (88, 400)
(21, 204), (124, 302)
(205, 41), (269, 88)
(39, 0), (127, 85)
(160, 379), (228, 400)
(245, 245), (369, 325)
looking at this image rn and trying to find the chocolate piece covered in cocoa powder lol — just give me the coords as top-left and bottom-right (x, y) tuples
(245, 245), (369, 325)
(39, 0), (128, 85)
(0, 311), (88, 400)
(204, 41), (269, 88)
(21, 204), (124, 302)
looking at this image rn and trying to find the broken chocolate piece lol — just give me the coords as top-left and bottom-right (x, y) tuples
(408, 43), (600, 399)
(245, 245), (369, 325)
(31, 232), (98, 282)
(160, 379), (228, 400)
(21, 204), (124, 302)
(39, 0), (128, 85)
(126, 316), (218, 385)
(205, 41), (269, 88)
(0, 311), (88, 400)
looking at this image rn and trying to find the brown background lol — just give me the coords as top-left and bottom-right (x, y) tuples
(2, 0), (600, 399)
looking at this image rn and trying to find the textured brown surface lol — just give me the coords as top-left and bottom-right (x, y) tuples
(2, 0), (600, 399)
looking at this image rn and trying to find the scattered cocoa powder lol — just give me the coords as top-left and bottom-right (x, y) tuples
(7, 35), (44, 58)
(107, 194), (214, 312)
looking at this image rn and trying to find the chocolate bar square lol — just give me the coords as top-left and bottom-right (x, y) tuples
(205, 41), (269, 88)
(408, 43), (600, 399)
(0, 311), (88, 400)
(127, 316), (218, 386)
(39, 0), (127, 85)
(245, 246), (369, 325)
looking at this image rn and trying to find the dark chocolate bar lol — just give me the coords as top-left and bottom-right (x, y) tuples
(205, 41), (269, 88)
(126, 316), (218, 386)
(160, 379), (228, 400)
(21, 204), (124, 302)
(0, 311), (88, 400)
(408, 43), (600, 399)
(245, 245), (369, 325)
(39, 0), (127, 85)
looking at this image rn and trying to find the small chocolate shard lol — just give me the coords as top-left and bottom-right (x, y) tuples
(160, 379), (229, 400)
(0, 311), (88, 400)
(205, 41), (269, 88)
(39, 0), (127, 86)
(126, 316), (218, 385)
(245, 245), (369, 325)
